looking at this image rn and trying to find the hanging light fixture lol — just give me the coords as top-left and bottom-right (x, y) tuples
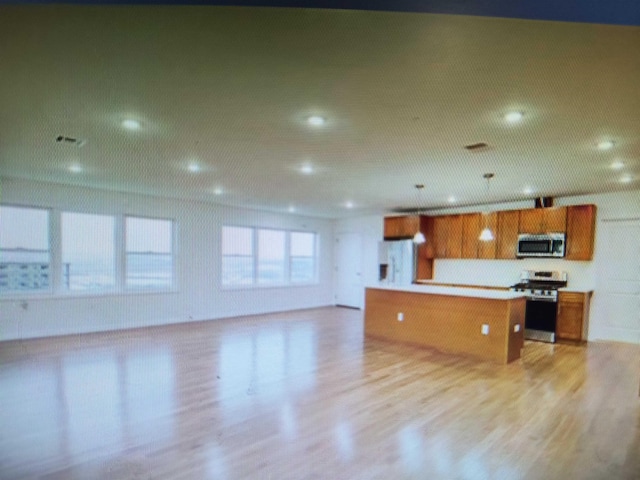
(413, 184), (426, 244)
(479, 173), (495, 242)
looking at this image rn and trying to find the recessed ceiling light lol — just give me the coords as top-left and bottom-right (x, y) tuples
(597, 140), (615, 151)
(447, 196), (456, 203)
(122, 119), (141, 131)
(187, 162), (200, 173)
(345, 201), (354, 209)
(68, 163), (83, 173)
(300, 164), (314, 175)
(504, 111), (524, 123)
(610, 160), (625, 170)
(213, 187), (224, 195)
(620, 174), (633, 183)
(307, 115), (325, 127)
(523, 186), (534, 195)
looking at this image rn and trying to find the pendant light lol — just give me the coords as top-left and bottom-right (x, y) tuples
(412, 184), (426, 244)
(479, 173), (495, 242)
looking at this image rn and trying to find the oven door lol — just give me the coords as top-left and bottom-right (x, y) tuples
(524, 298), (558, 343)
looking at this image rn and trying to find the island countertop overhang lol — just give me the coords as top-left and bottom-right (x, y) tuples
(367, 283), (527, 301)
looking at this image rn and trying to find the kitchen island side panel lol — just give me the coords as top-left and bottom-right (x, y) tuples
(364, 287), (524, 364)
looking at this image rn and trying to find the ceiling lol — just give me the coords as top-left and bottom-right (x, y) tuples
(0, 5), (639, 218)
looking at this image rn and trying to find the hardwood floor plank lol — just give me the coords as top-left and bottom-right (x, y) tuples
(1, 307), (639, 479)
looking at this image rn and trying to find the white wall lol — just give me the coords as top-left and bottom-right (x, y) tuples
(0, 177), (334, 340)
(343, 189), (640, 344)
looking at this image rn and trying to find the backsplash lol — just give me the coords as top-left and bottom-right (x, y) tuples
(433, 258), (595, 290)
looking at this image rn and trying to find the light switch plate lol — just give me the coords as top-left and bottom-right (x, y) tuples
(481, 324), (489, 335)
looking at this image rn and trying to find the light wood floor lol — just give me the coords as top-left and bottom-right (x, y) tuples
(1, 306), (639, 479)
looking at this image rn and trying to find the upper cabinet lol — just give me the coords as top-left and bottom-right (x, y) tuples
(383, 215), (420, 240)
(416, 216), (435, 279)
(565, 205), (597, 261)
(461, 213), (480, 258)
(433, 215), (462, 258)
(384, 203), (595, 264)
(460, 212), (497, 259)
(519, 207), (567, 234)
(477, 212), (497, 259)
(496, 210), (520, 259)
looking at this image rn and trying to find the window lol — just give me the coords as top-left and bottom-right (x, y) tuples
(222, 226), (254, 285)
(61, 212), (115, 291)
(222, 226), (317, 287)
(290, 232), (316, 282)
(126, 217), (173, 289)
(258, 229), (286, 284)
(0, 206), (50, 292)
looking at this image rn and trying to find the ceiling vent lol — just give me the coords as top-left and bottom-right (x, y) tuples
(464, 142), (489, 152)
(56, 135), (86, 147)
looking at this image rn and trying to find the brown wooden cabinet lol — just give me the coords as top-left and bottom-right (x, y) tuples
(565, 205), (597, 260)
(383, 215), (420, 240)
(496, 210), (520, 259)
(519, 207), (567, 234)
(433, 215), (462, 258)
(388, 204), (594, 266)
(477, 212), (497, 259)
(416, 216), (435, 279)
(557, 291), (592, 342)
(461, 213), (480, 258)
(433, 216), (449, 258)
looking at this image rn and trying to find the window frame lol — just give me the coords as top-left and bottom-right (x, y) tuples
(124, 215), (176, 291)
(0, 204), (53, 295)
(0, 203), (178, 299)
(289, 230), (317, 284)
(221, 225), (256, 287)
(221, 225), (318, 289)
(60, 210), (118, 293)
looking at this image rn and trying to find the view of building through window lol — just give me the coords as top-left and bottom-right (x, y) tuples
(1, 209), (313, 294)
(0, 206), (50, 292)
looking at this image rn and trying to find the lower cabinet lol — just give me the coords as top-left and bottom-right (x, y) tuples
(556, 291), (592, 342)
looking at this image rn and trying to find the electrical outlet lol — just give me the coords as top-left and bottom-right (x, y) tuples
(514, 324), (521, 332)
(481, 324), (489, 335)
(397, 312), (404, 321)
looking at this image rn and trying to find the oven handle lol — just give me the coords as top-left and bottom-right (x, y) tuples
(528, 295), (558, 303)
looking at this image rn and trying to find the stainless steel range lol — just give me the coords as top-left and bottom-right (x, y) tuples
(510, 270), (568, 343)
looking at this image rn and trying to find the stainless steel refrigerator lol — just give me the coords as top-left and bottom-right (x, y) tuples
(378, 240), (416, 286)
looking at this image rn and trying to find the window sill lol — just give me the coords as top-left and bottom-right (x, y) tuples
(0, 287), (180, 301)
(221, 281), (319, 292)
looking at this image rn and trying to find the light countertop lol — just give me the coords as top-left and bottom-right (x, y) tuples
(558, 288), (594, 294)
(367, 283), (527, 300)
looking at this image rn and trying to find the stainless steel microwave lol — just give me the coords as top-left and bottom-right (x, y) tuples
(517, 233), (566, 258)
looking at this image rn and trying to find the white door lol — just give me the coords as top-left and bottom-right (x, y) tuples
(595, 220), (640, 344)
(334, 233), (363, 309)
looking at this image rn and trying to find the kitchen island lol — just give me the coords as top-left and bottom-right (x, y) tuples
(365, 285), (527, 364)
